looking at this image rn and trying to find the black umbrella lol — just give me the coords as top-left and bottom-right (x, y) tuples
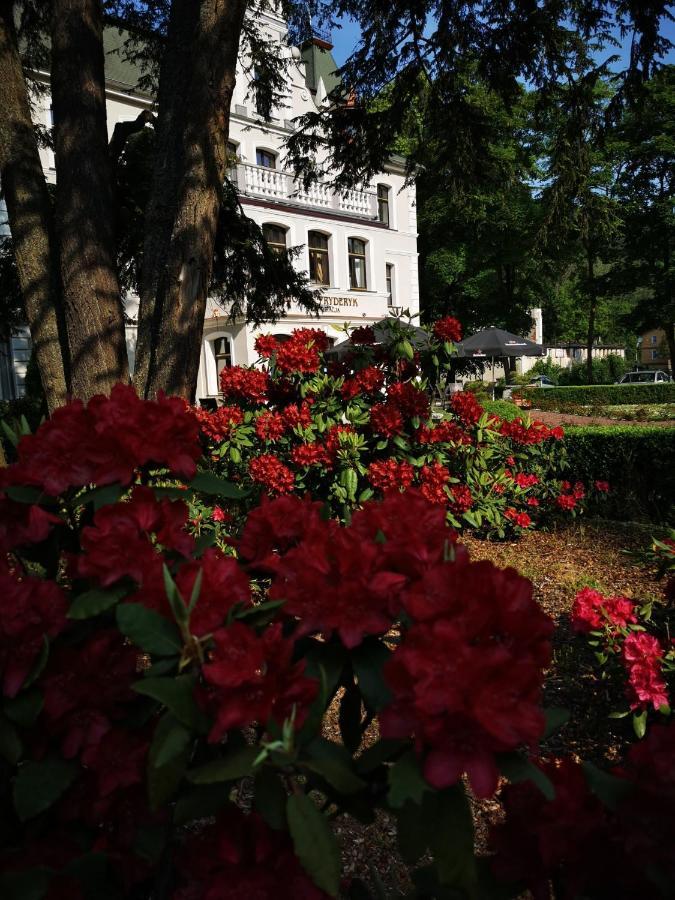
(326, 317), (430, 358)
(454, 327), (544, 359)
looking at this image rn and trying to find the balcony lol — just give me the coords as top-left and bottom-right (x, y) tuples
(232, 163), (379, 220)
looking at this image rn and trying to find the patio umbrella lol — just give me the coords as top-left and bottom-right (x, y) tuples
(326, 317), (431, 358)
(454, 327), (545, 398)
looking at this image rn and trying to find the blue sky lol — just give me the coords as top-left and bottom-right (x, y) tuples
(328, 12), (675, 69)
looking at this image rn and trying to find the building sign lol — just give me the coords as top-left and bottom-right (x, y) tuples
(319, 296), (361, 313)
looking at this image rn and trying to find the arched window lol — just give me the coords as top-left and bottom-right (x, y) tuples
(377, 184), (391, 226)
(263, 223), (288, 254)
(213, 335), (232, 379)
(256, 148), (277, 169)
(348, 238), (367, 290)
(308, 231), (330, 285)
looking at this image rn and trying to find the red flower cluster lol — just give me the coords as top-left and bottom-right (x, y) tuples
(254, 333), (279, 358)
(275, 328), (328, 374)
(432, 316), (462, 343)
(173, 808), (328, 900)
(0, 384), (201, 495)
(238, 493), (325, 569)
(370, 402), (404, 437)
(290, 442), (329, 467)
(341, 365), (385, 400)
(255, 410), (286, 441)
(201, 621), (317, 741)
(419, 462), (450, 505)
(174, 548), (251, 637)
(219, 366), (270, 404)
(499, 417), (563, 445)
(249, 454), (295, 494)
(387, 382), (430, 420)
(555, 493), (577, 510)
(350, 325), (375, 345)
(417, 420), (471, 445)
(595, 480), (610, 493)
(450, 391), (483, 426)
(513, 472), (539, 488)
(367, 458), (415, 491)
(623, 632), (668, 711)
(449, 483), (473, 514)
(571, 587), (637, 633)
(381, 557), (553, 797)
(281, 401), (314, 430)
(195, 405), (244, 441)
(504, 508), (532, 528)
(0, 495), (60, 553)
(0, 560), (67, 697)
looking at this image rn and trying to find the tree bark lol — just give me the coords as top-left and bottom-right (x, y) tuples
(585, 245), (596, 384)
(51, 0), (128, 401)
(664, 320), (675, 378)
(134, 0), (247, 401)
(0, 1), (68, 411)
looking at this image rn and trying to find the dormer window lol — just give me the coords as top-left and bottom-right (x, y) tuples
(377, 184), (391, 226)
(256, 149), (277, 169)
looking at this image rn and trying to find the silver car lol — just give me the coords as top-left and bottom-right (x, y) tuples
(616, 370), (672, 384)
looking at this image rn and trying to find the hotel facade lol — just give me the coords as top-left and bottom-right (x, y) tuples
(0, 8), (420, 403)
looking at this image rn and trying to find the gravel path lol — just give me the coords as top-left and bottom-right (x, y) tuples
(528, 408), (675, 428)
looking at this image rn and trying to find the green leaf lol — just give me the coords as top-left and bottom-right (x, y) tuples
(428, 786), (478, 894)
(304, 737), (367, 794)
(77, 483), (124, 511)
(148, 747), (188, 812)
(388, 751), (429, 808)
(392, 435), (409, 451)
(633, 709), (647, 739)
(396, 800), (429, 865)
(4, 689), (43, 728)
(254, 768), (289, 830)
(173, 784), (232, 825)
(189, 471), (247, 498)
(150, 716), (192, 769)
(351, 640), (392, 711)
(14, 759), (78, 821)
(355, 738), (406, 774)
(162, 565), (189, 627)
(22, 636), (49, 691)
(498, 753), (555, 801)
(229, 446), (242, 464)
(0, 868), (50, 900)
(543, 707), (570, 738)
(67, 585), (127, 620)
(116, 603), (183, 655)
(0, 716), (22, 765)
(133, 675), (203, 730)
(188, 745), (259, 784)
(582, 761), (634, 811)
(287, 792), (341, 897)
(4, 485), (44, 503)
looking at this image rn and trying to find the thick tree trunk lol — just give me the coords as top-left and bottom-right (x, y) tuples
(664, 320), (675, 378)
(585, 246), (596, 384)
(134, 0), (247, 401)
(51, 0), (128, 401)
(0, 1), (68, 411)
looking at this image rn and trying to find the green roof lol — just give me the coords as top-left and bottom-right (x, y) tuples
(300, 41), (341, 96)
(102, 26), (148, 94)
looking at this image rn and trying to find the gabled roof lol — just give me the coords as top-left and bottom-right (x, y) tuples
(300, 39), (341, 97)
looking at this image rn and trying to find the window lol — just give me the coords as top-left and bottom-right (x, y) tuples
(652, 349), (659, 360)
(348, 238), (367, 290)
(226, 141), (238, 164)
(651, 334), (658, 344)
(308, 231), (330, 285)
(386, 263), (395, 306)
(213, 336), (232, 379)
(263, 223), (287, 254)
(256, 149), (276, 169)
(377, 184), (390, 226)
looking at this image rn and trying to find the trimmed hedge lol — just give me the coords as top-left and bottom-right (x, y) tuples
(564, 425), (675, 522)
(527, 383), (675, 407)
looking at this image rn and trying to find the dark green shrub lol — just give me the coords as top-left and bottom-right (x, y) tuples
(564, 425), (675, 522)
(533, 383), (675, 407)
(557, 354), (630, 385)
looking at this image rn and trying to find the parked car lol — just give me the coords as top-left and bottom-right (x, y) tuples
(527, 375), (557, 388)
(616, 370), (672, 384)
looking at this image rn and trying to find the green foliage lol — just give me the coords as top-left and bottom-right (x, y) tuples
(537, 383), (675, 406)
(564, 425), (675, 521)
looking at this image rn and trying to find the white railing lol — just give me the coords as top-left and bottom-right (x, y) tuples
(235, 163), (378, 219)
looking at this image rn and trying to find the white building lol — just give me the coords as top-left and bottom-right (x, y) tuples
(2, 9), (419, 402)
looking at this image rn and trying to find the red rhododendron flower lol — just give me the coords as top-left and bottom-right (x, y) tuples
(0, 561), (68, 697)
(505, 508), (532, 528)
(382, 559), (553, 797)
(513, 472), (539, 488)
(211, 506), (229, 523)
(174, 548), (251, 636)
(387, 381), (430, 420)
(201, 621), (317, 741)
(450, 391), (483, 426)
(555, 493), (576, 510)
(322, 423), (355, 464)
(290, 442), (329, 467)
(274, 329), (327, 374)
(238, 493), (325, 569)
(449, 484), (473, 514)
(219, 366), (270, 404)
(571, 587), (637, 633)
(419, 462), (450, 505)
(254, 333), (279, 358)
(0, 496), (61, 552)
(249, 454), (295, 494)
(572, 481), (586, 499)
(350, 325), (375, 345)
(0, 385), (201, 494)
(255, 410), (286, 441)
(368, 459), (415, 491)
(341, 365), (385, 399)
(268, 516), (407, 647)
(417, 420), (471, 445)
(527, 497), (540, 507)
(81, 727), (149, 798)
(551, 425), (565, 439)
(623, 632), (668, 711)
(370, 402), (404, 437)
(281, 401), (314, 430)
(432, 316), (462, 343)
(195, 405), (244, 442)
(172, 808), (329, 900)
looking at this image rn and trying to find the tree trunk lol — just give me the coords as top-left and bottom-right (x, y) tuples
(0, 1), (68, 411)
(51, 0), (128, 401)
(134, 0), (247, 401)
(664, 320), (675, 378)
(585, 245), (596, 384)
